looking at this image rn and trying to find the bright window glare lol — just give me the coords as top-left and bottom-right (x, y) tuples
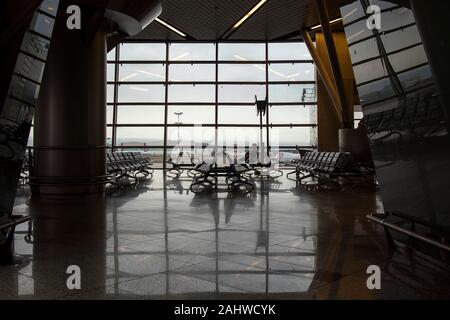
(108, 42), (317, 157)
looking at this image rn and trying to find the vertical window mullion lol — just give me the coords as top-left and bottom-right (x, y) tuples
(163, 42), (169, 170)
(112, 45), (120, 151)
(215, 42), (219, 154)
(265, 41), (270, 154)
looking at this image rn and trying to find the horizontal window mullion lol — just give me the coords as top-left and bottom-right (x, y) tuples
(111, 60), (314, 64)
(110, 124), (316, 127)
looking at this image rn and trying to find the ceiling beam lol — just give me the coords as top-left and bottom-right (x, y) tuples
(302, 30), (343, 125)
(315, 0), (350, 128)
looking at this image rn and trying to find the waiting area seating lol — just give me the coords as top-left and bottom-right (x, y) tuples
(166, 150), (199, 178)
(106, 152), (154, 184)
(287, 151), (360, 188)
(189, 159), (255, 194)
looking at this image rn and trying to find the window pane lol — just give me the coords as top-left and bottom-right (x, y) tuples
(219, 43), (265, 61)
(271, 127), (316, 146)
(117, 106), (165, 124)
(219, 106), (260, 125)
(269, 43), (311, 60)
(269, 105), (316, 124)
(106, 127), (113, 145)
(168, 85), (215, 103)
(116, 127), (165, 146)
(27, 132), (34, 147)
(169, 64), (215, 82)
(268, 63), (315, 82)
(119, 64), (165, 82)
(218, 64), (266, 82)
(218, 127), (262, 146)
(354, 111), (363, 120)
(169, 43), (215, 61)
(118, 85), (165, 103)
(107, 84), (115, 103)
(218, 85), (266, 103)
(120, 43), (166, 60)
(107, 105), (113, 125)
(107, 63), (115, 82)
(167, 106), (214, 124)
(107, 48), (116, 61)
(269, 84), (315, 103)
(167, 127), (215, 146)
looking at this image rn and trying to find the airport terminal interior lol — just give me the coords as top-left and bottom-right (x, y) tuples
(1, 0), (450, 299)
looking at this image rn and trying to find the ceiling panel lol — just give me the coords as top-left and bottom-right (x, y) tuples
(229, 0), (310, 40)
(130, 0), (350, 41)
(131, 0), (260, 40)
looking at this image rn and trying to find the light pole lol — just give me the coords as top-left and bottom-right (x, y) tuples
(174, 112), (183, 144)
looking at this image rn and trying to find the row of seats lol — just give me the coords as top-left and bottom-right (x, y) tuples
(287, 151), (353, 183)
(189, 162), (255, 194)
(107, 152), (154, 183)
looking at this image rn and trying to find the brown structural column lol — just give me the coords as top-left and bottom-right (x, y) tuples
(316, 32), (355, 151)
(315, 0), (353, 129)
(33, 4), (108, 196)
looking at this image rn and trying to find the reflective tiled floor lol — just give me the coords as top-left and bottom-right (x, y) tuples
(1, 171), (450, 299)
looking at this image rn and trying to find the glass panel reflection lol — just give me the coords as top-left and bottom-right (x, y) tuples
(116, 127), (165, 146)
(168, 85), (215, 103)
(117, 106), (165, 124)
(268, 43), (311, 60)
(167, 106), (214, 124)
(219, 43), (265, 61)
(119, 64), (166, 82)
(169, 43), (215, 61)
(118, 85), (165, 103)
(218, 85), (266, 103)
(169, 64), (215, 82)
(120, 43), (166, 61)
(268, 63), (315, 82)
(218, 64), (266, 82)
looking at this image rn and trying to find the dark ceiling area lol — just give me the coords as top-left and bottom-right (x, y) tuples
(130, 0), (344, 41)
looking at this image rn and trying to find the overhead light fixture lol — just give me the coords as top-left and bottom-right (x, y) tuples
(287, 73), (301, 79)
(172, 52), (190, 60)
(129, 86), (149, 92)
(310, 17), (343, 31)
(120, 73), (139, 82)
(233, 0), (269, 30)
(137, 70), (165, 79)
(155, 17), (187, 37)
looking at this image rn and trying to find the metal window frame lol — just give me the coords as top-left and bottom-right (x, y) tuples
(109, 41), (319, 162)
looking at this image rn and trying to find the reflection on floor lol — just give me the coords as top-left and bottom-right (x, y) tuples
(1, 171), (450, 299)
